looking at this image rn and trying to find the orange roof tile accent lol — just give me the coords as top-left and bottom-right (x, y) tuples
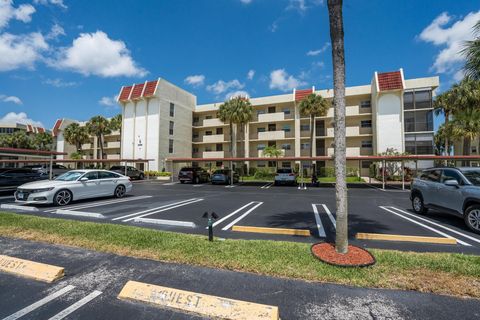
(130, 83), (145, 100)
(37, 127), (45, 133)
(52, 119), (63, 137)
(377, 71), (403, 91)
(119, 86), (133, 101)
(295, 88), (313, 101)
(26, 124), (33, 132)
(143, 80), (158, 97)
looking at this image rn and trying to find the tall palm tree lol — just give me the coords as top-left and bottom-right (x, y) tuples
(64, 123), (90, 154)
(328, 0), (348, 254)
(462, 20), (480, 80)
(86, 116), (111, 160)
(33, 132), (53, 151)
(298, 93), (330, 173)
(231, 97), (254, 158)
(263, 145), (283, 170)
(11, 131), (32, 149)
(452, 108), (480, 165)
(109, 114), (122, 133)
(433, 90), (457, 156)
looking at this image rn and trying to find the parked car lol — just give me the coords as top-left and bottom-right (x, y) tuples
(410, 167), (480, 234)
(178, 167), (210, 184)
(22, 164), (70, 178)
(0, 168), (49, 190)
(15, 169), (132, 206)
(211, 169), (239, 185)
(274, 168), (297, 186)
(110, 166), (145, 180)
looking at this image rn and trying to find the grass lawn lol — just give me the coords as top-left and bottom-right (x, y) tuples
(0, 212), (479, 298)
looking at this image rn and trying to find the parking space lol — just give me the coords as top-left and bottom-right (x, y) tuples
(2, 180), (480, 254)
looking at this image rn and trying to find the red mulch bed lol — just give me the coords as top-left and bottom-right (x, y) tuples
(311, 242), (376, 267)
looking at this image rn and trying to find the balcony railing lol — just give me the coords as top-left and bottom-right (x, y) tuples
(203, 134), (224, 143)
(203, 151), (224, 158)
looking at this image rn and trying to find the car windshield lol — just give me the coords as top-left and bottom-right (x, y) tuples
(461, 170), (480, 186)
(55, 171), (84, 181)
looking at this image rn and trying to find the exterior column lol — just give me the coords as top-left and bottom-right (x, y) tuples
(245, 123), (250, 174)
(294, 101), (301, 159)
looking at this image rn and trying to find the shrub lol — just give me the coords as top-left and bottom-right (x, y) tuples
(145, 171), (171, 177)
(254, 168), (275, 179)
(318, 167), (359, 177)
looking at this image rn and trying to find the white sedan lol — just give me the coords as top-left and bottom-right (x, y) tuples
(15, 169), (133, 206)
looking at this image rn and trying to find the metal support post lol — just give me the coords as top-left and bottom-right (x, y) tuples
(382, 159), (385, 190)
(49, 155), (53, 180)
(401, 160), (405, 190)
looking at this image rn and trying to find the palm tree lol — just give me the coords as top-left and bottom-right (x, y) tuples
(298, 93), (330, 173)
(262, 145), (283, 170)
(64, 123), (90, 154)
(462, 20), (480, 80)
(10, 131), (32, 149)
(328, 0), (348, 254)
(33, 132), (53, 150)
(218, 100), (236, 158)
(433, 90), (457, 156)
(231, 97), (254, 159)
(0, 134), (12, 147)
(109, 114), (122, 133)
(451, 108), (480, 166)
(86, 116), (111, 160)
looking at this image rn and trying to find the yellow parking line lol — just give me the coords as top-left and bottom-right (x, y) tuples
(232, 225), (310, 236)
(355, 233), (457, 245)
(0, 255), (64, 283)
(118, 280), (279, 320)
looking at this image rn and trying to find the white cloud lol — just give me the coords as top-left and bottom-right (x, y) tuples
(286, 0), (323, 13)
(306, 42), (330, 56)
(247, 69), (255, 80)
(43, 78), (77, 87)
(207, 79), (244, 95)
(54, 31), (147, 77)
(269, 69), (306, 92)
(419, 11), (480, 76)
(46, 23), (65, 40)
(226, 90), (250, 100)
(99, 95), (118, 107)
(0, 32), (48, 71)
(0, 111), (43, 127)
(0, 0), (36, 30)
(0, 94), (22, 104)
(184, 74), (205, 87)
(240, 0), (252, 3)
(33, 0), (67, 9)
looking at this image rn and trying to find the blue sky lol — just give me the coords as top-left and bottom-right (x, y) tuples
(0, 0), (479, 129)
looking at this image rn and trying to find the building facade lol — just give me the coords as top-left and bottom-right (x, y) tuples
(118, 70), (439, 175)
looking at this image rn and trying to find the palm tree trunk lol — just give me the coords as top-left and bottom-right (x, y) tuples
(328, 0), (348, 254)
(99, 135), (105, 162)
(463, 137), (471, 166)
(310, 115), (315, 175)
(229, 122), (233, 157)
(444, 112), (449, 156)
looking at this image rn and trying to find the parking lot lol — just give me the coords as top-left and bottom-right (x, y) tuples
(1, 180), (480, 255)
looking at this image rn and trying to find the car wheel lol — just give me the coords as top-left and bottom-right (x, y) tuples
(54, 189), (72, 206)
(138, 173), (144, 180)
(114, 185), (126, 198)
(465, 205), (480, 234)
(411, 193), (428, 214)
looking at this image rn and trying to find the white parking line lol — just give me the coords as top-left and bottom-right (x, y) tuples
(320, 204), (336, 229)
(2, 285), (75, 320)
(47, 290), (102, 320)
(134, 217), (196, 228)
(45, 195), (152, 213)
(210, 202), (257, 228)
(261, 182), (273, 189)
(122, 198), (204, 222)
(164, 182), (179, 186)
(311, 204), (327, 237)
(379, 206), (471, 246)
(386, 206), (480, 245)
(193, 184), (204, 187)
(111, 198), (197, 221)
(222, 202), (263, 231)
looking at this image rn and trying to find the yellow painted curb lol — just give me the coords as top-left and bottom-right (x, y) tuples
(0, 255), (64, 283)
(232, 225), (310, 237)
(356, 233), (457, 245)
(118, 280), (279, 320)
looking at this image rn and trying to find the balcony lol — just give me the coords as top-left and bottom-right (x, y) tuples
(257, 112), (285, 122)
(202, 118), (224, 127)
(81, 143), (93, 150)
(252, 130), (295, 140)
(326, 147), (372, 157)
(203, 151), (224, 158)
(106, 154), (121, 160)
(324, 127), (372, 137)
(203, 134), (224, 143)
(105, 141), (121, 149)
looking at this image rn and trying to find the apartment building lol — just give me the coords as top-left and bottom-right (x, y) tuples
(117, 70), (439, 174)
(0, 122), (47, 135)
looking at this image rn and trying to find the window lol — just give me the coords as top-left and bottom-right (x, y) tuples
(169, 121), (174, 135)
(193, 117), (199, 125)
(268, 161), (276, 167)
(361, 140), (372, 148)
(441, 169), (464, 184)
(192, 132), (199, 139)
(472, 146), (478, 154)
(216, 144), (223, 151)
(361, 161), (372, 169)
(360, 120), (372, 128)
(205, 115), (212, 120)
(301, 143), (310, 150)
(404, 92), (414, 110)
(405, 133), (434, 155)
(282, 124), (291, 132)
(192, 147), (199, 153)
(268, 106), (276, 113)
(404, 110), (433, 132)
(268, 124), (276, 131)
(168, 139), (174, 153)
(281, 144), (291, 150)
(420, 169), (441, 182)
(83, 171), (98, 180)
(169, 103), (175, 117)
(257, 110), (265, 116)
(205, 146), (212, 152)
(257, 161), (266, 167)
(283, 108), (291, 115)
(257, 127), (266, 133)
(414, 90), (432, 109)
(360, 100), (371, 108)
(205, 131), (212, 136)
(257, 144), (266, 150)
(300, 124), (310, 131)
(282, 162), (292, 168)
(216, 128), (223, 135)
(99, 171), (119, 179)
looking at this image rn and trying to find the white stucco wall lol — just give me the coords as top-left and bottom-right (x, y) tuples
(376, 93), (403, 153)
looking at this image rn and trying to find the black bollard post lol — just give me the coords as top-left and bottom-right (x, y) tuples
(202, 212), (218, 242)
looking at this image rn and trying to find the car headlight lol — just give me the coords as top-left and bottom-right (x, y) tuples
(30, 187), (55, 193)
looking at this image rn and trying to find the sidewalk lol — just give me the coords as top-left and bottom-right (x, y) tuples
(0, 236), (478, 319)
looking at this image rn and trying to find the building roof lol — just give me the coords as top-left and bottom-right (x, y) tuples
(377, 71), (403, 91)
(118, 79), (160, 103)
(295, 88), (314, 101)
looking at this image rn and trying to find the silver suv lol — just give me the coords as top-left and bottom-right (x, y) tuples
(410, 167), (480, 234)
